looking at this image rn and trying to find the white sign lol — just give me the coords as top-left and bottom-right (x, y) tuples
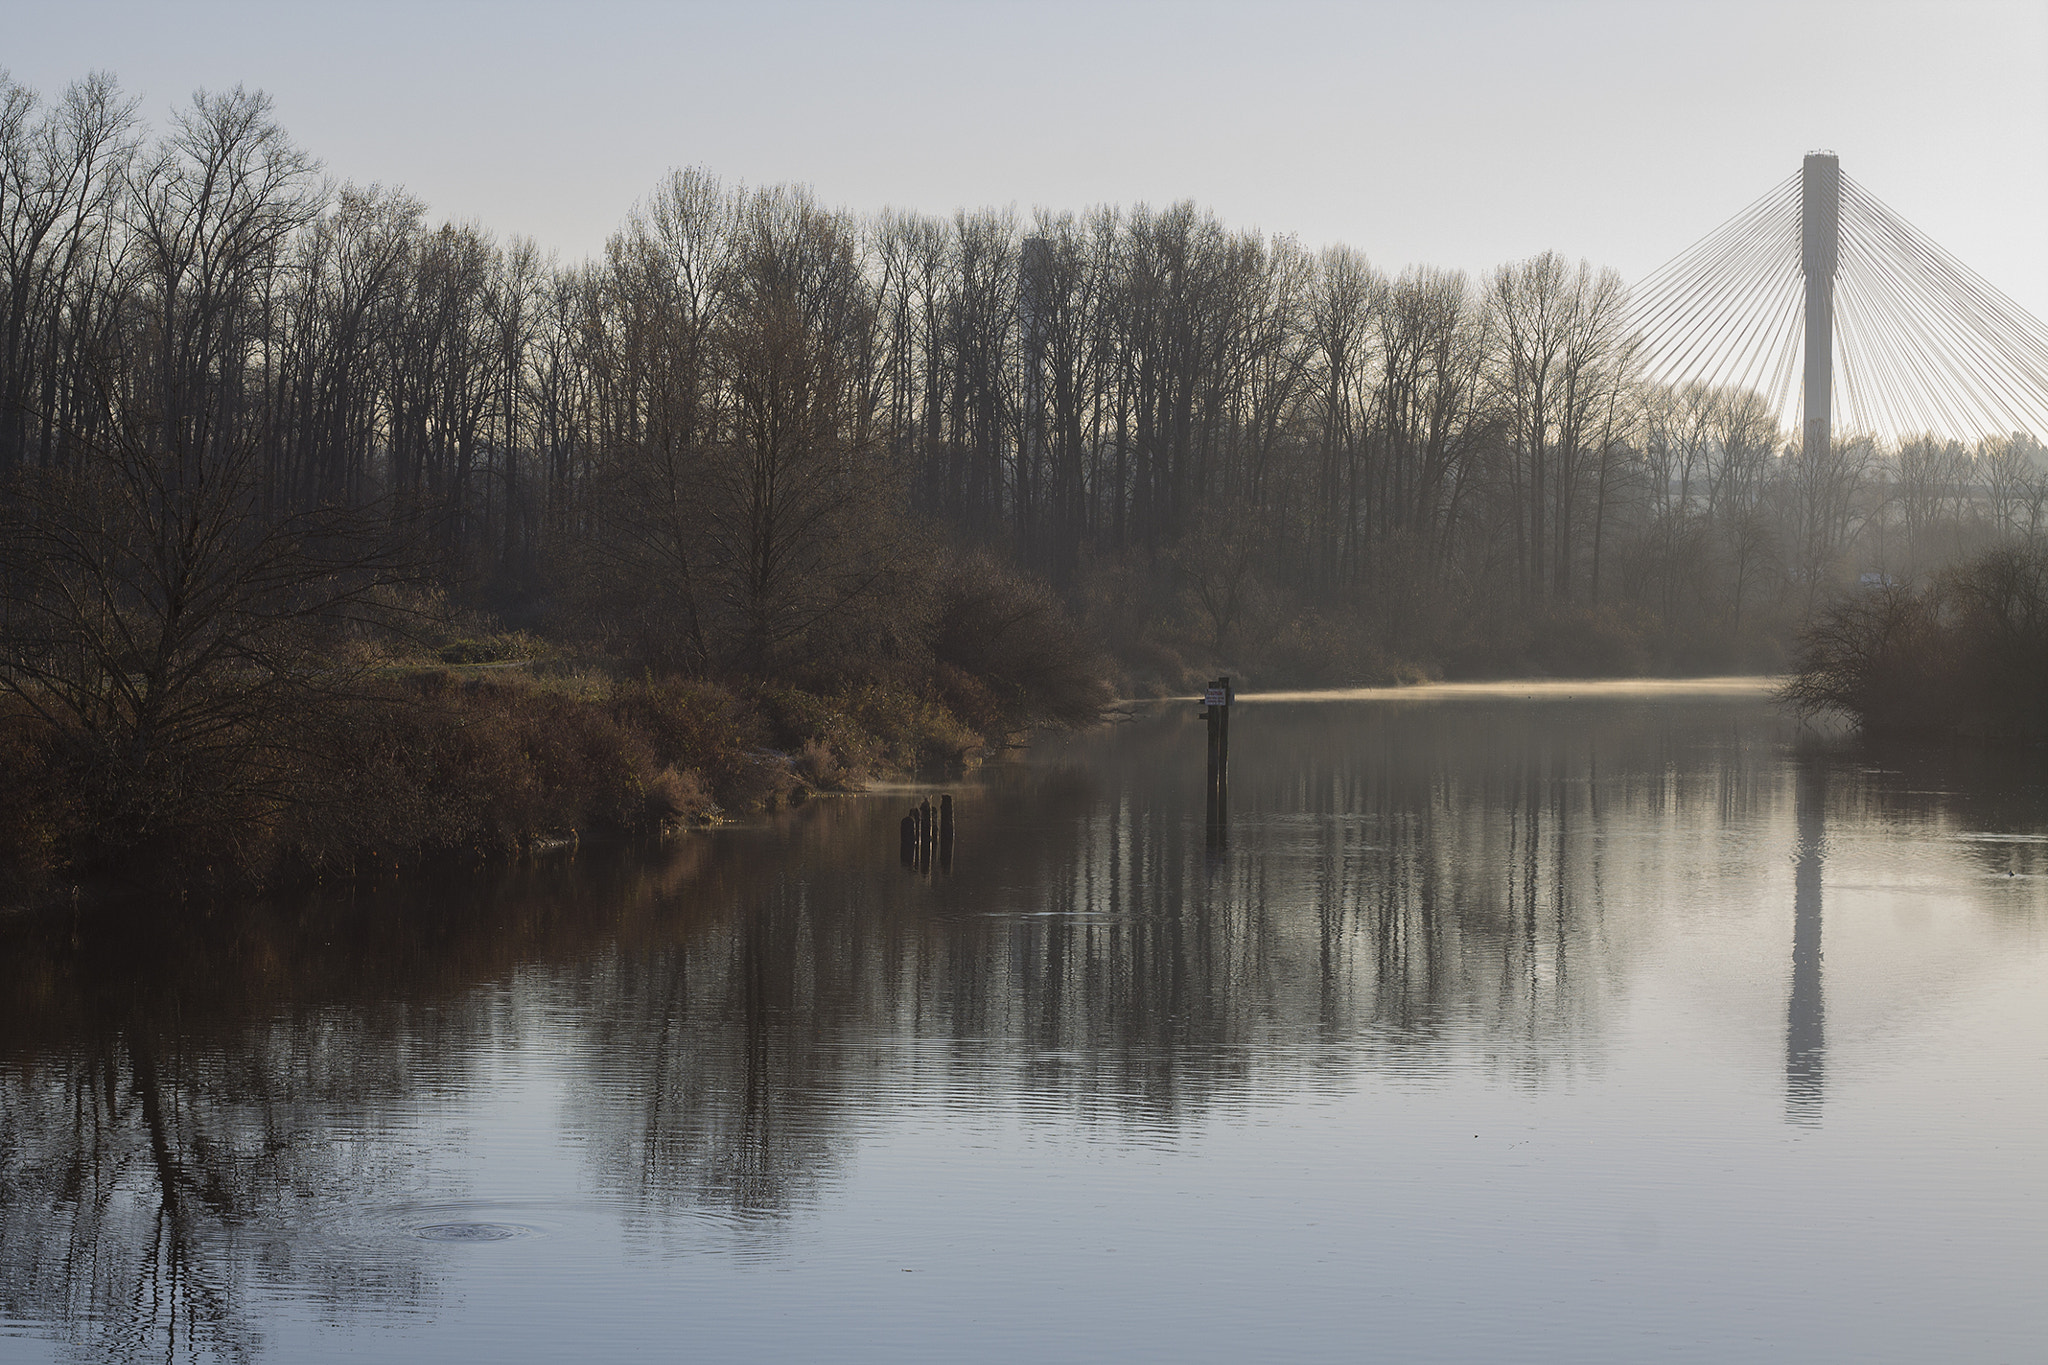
(1204, 686), (1228, 707)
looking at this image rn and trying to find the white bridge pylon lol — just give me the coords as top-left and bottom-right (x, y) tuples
(1629, 155), (2048, 448)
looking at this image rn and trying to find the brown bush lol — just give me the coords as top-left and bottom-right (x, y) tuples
(3, 567), (1109, 896)
(752, 686), (882, 781)
(0, 717), (69, 902)
(841, 682), (982, 770)
(606, 677), (764, 808)
(278, 676), (718, 873)
(792, 738), (846, 790)
(931, 552), (1113, 727)
(933, 662), (1004, 735)
(1783, 545), (2048, 740)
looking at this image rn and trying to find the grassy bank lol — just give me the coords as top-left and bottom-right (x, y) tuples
(0, 508), (1118, 909)
(0, 668), (1009, 908)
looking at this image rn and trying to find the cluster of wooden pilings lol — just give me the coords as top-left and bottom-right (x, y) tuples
(1201, 675), (1231, 849)
(900, 793), (955, 872)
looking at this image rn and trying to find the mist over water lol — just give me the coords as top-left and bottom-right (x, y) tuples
(2, 684), (2045, 1363)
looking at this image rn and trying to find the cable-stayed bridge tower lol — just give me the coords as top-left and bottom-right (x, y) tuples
(1801, 152), (1838, 458)
(1632, 154), (2048, 448)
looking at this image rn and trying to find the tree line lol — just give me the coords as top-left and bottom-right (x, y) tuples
(5, 73), (2045, 689)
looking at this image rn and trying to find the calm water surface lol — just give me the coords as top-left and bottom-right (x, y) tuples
(3, 683), (2045, 1362)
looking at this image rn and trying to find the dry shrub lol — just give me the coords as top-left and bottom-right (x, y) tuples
(1253, 609), (1414, 688)
(0, 718), (69, 901)
(792, 738), (845, 789)
(647, 764), (710, 824)
(606, 676), (760, 804)
(282, 676), (717, 870)
(841, 682), (982, 769)
(284, 683), (522, 864)
(1782, 585), (1949, 735)
(515, 692), (666, 832)
(1525, 604), (1653, 678)
(1118, 639), (1194, 696)
(711, 748), (800, 810)
(933, 662), (1003, 735)
(1944, 545), (2048, 738)
(1784, 545), (2048, 739)
(753, 686), (883, 784)
(7, 556), (1116, 892)
(932, 552), (1112, 726)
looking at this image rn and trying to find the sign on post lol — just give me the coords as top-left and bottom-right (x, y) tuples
(1204, 685), (1228, 707)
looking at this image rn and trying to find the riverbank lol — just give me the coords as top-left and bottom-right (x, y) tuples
(1781, 543), (2048, 743)
(1111, 596), (1795, 701)
(0, 667), (1004, 910)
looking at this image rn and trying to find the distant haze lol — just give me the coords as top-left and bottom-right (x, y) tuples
(9, 0), (2047, 315)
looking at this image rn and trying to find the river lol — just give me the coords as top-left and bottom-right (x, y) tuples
(2, 682), (2044, 1362)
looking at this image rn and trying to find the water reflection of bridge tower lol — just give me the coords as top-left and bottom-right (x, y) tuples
(1786, 760), (1827, 1123)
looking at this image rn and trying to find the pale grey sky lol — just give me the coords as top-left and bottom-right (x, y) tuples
(8, 0), (2047, 315)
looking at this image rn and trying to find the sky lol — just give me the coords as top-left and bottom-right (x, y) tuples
(7, 0), (2047, 318)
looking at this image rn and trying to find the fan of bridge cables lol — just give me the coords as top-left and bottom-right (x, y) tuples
(1629, 169), (2048, 445)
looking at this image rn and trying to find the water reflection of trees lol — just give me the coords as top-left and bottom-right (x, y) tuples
(0, 848), (716, 1362)
(933, 703), (1755, 1079)
(0, 1020), (435, 1364)
(6, 699), (2044, 1352)
(565, 700), (1798, 1232)
(1815, 734), (2048, 882)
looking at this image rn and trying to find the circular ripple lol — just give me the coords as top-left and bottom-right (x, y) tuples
(412, 1221), (531, 1242)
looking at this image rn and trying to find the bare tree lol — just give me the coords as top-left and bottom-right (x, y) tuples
(0, 90), (409, 870)
(1488, 252), (1632, 604)
(0, 70), (137, 474)
(705, 186), (900, 675)
(578, 168), (732, 669)
(1306, 244), (1378, 585)
(1785, 429), (1875, 612)
(1893, 434), (1971, 576)
(1981, 432), (2046, 542)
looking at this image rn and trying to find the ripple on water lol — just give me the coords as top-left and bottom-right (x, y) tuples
(362, 1198), (569, 1247)
(412, 1221), (534, 1242)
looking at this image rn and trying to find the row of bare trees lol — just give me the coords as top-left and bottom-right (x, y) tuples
(5, 73), (2045, 689)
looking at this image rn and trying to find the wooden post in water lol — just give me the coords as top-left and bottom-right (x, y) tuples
(1202, 676), (1231, 847)
(1217, 675), (1232, 789)
(1205, 697), (1220, 824)
(896, 795), (956, 872)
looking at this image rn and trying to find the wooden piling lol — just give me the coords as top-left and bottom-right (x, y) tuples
(1203, 675), (1231, 848)
(1217, 675), (1231, 783)
(895, 794), (957, 872)
(1205, 706), (1220, 816)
